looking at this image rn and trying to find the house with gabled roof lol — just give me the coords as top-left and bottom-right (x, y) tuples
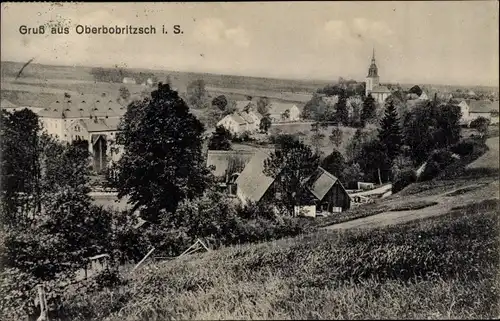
(301, 167), (351, 214)
(216, 110), (262, 134)
(467, 99), (499, 125)
(268, 102), (301, 122)
(235, 150), (351, 215)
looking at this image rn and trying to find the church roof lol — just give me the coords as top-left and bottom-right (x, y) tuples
(371, 85), (391, 93)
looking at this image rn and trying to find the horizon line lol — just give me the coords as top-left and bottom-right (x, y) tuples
(1, 59), (498, 90)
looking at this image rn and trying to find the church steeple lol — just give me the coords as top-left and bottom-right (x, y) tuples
(367, 47), (378, 78)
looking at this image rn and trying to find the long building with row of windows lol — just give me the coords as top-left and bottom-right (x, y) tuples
(1, 94), (126, 173)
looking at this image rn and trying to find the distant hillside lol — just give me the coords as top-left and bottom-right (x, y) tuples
(1, 61), (330, 96)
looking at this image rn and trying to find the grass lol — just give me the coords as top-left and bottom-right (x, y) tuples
(389, 200), (439, 212)
(57, 199), (499, 320)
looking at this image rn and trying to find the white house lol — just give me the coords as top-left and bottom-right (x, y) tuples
(268, 102), (300, 122)
(216, 110), (262, 135)
(122, 77), (136, 84)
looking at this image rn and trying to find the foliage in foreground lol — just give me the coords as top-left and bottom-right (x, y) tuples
(47, 199), (499, 320)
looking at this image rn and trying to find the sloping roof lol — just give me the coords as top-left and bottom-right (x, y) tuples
(268, 102), (299, 115)
(80, 118), (120, 132)
(235, 149), (276, 203)
(229, 113), (247, 125)
(206, 150), (256, 177)
(0, 99), (18, 108)
(38, 95), (125, 119)
(235, 101), (253, 111)
(239, 111), (255, 124)
(467, 100), (499, 113)
(371, 85), (391, 93)
(306, 167), (339, 201)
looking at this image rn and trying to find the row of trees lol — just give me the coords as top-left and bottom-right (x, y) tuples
(302, 89), (379, 128)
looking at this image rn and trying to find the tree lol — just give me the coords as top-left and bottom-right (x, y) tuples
(116, 83), (211, 223)
(119, 86), (131, 102)
(334, 93), (349, 125)
(470, 117), (490, 137)
(342, 163), (364, 188)
(433, 104), (461, 147)
(259, 114), (272, 133)
(321, 149), (345, 179)
(0, 109), (41, 226)
(378, 100), (402, 162)
(345, 128), (376, 162)
(208, 125), (232, 150)
(409, 85), (423, 96)
(186, 79), (208, 109)
(403, 104), (437, 165)
(281, 109), (290, 121)
(361, 94), (376, 126)
(256, 97), (270, 115)
(310, 122), (325, 153)
(263, 137), (320, 214)
(329, 126), (343, 148)
(354, 139), (391, 184)
(302, 93), (327, 121)
(212, 95), (228, 111)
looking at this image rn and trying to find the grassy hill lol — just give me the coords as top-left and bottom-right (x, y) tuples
(61, 197), (499, 320)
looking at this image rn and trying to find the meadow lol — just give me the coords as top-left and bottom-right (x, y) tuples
(55, 197), (499, 320)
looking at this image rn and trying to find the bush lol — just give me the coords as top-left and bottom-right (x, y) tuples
(450, 137), (487, 158)
(420, 149), (457, 181)
(393, 169), (417, 194)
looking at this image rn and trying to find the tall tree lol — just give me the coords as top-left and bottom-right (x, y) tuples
(116, 83), (211, 223)
(0, 109), (41, 226)
(259, 114), (272, 134)
(360, 94), (376, 126)
(263, 136), (320, 214)
(433, 104), (461, 148)
(208, 126), (232, 150)
(378, 100), (402, 162)
(321, 149), (346, 179)
(256, 97), (270, 115)
(334, 93), (349, 125)
(329, 126), (343, 148)
(186, 79), (208, 109)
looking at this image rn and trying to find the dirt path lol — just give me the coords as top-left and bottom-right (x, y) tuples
(467, 137), (499, 170)
(324, 180), (499, 230)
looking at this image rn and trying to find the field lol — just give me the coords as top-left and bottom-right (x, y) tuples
(1, 61), (321, 107)
(58, 197), (499, 320)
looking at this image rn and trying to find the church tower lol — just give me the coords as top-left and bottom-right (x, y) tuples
(365, 48), (380, 96)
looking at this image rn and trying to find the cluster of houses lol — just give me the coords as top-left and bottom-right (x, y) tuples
(206, 149), (352, 217)
(216, 100), (301, 135)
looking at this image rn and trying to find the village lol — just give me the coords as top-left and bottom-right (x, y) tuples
(1, 2), (499, 320)
(1, 49), (498, 218)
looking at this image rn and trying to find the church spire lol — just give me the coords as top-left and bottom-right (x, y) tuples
(367, 47), (378, 78)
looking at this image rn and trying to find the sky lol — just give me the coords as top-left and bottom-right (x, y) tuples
(1, 2), (498, 87)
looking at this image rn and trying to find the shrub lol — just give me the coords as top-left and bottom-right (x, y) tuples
(393, 168), (417, 194)
(420, 149), (457, 181)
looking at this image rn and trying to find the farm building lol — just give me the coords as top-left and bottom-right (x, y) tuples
(449, 98), (471, 125)
(268, 102), (300, 122)
(235, 150), (351, 215)
(37, 94), (125, 141)
(206, 150), (256, 194)
(67, 118), (122, 173)
(216, 110), (262, 134)
(467, 100), (499, 125)
(300, 167), (351, 214)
